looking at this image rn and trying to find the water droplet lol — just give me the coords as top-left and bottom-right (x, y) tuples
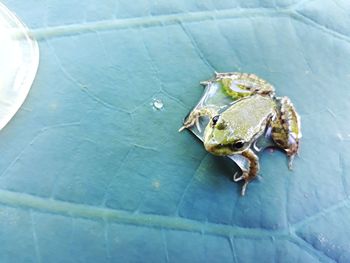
(152, 180), (161, 189)
(152, 99), (163, 110)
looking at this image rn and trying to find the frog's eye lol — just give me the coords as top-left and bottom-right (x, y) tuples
(212, 115), (220, 125)
(232, 140), (245, 149)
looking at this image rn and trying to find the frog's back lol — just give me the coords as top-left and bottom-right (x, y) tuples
(223, 95), (276, 140)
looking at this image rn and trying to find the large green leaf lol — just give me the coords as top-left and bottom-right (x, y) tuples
(1, 0), (349, 262)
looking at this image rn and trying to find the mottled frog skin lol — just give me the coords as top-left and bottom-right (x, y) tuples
(179, 72), (301, 195)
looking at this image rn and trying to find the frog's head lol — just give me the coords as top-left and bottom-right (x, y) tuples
(203, 114), (251, 156)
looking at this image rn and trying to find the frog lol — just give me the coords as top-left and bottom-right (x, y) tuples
(179, 72), (301, 196)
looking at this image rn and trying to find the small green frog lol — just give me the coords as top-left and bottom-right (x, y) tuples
(179, 72), (301, 195)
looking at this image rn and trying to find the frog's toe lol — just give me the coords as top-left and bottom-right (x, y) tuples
(233, 171), (244, 182)
(194, 118), (201, 132)
(200, 80), (210, 87)
(241, 181), (249, 196)
(288, 154), (295, 170)
(233, 171), (250, 196)
(178, 126), (186, 132)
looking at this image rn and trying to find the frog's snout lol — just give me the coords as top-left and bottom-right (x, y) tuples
(204, 140), (224, 156)
(204, 136), (216, 149)
(204, 142), (216, 153)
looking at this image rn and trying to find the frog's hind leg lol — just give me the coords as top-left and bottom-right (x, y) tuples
(271, 97), (302, 169)
(216, 72), (276, 99)
(233, 149), (260, 196)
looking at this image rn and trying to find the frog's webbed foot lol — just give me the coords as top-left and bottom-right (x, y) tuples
(271, 96), (302, 169)
(179, 108), (217, 133)
(233, 149), (260, 196)
(178, 111), (201, 132)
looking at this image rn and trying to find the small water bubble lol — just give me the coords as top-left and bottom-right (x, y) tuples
(152, 99), (164, 110)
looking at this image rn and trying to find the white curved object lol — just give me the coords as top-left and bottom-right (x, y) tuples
(0, 2), (39, 130)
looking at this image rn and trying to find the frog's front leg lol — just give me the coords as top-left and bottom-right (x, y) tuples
(179, 107), (217, 132)
(233, 149), (260, 196)
(271, 97), (302, 169)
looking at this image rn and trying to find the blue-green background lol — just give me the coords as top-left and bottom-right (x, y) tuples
(1, 0), (350, 262)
